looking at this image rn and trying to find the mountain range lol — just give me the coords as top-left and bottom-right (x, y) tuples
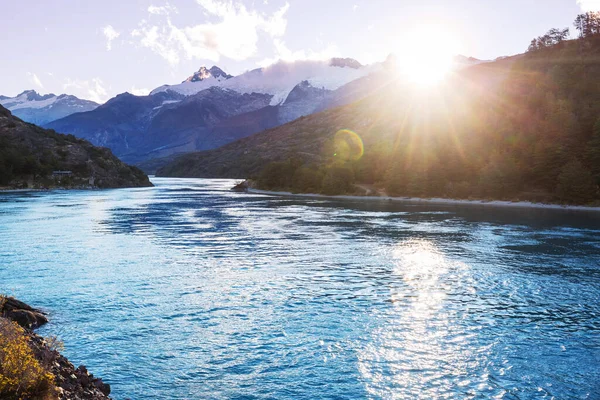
(2, 55), (488, 170)
(45, 58), (391, 166)
(0, 90), (98, 125)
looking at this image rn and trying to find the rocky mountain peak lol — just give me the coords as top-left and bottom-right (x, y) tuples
(16, 90), (56, 102)
(184, 66), (233, 83)
(209, 66), (233, 79)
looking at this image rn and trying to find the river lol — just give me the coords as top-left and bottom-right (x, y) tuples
(1, 178), (599, 399)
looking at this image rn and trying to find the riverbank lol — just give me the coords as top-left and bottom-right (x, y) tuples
(247, 188), (600, 212)
(0, 187), (48, 192)
(0, 296), (111, 400)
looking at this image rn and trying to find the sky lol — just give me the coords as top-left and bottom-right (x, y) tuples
(0, 0), (598, 103)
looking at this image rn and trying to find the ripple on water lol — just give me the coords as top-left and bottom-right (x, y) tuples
(1, 178), (599, 399)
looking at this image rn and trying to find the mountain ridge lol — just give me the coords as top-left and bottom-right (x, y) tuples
(0, 90), (99, 125)
(46, 58), (392, 165)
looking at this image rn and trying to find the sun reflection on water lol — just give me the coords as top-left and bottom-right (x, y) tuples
(357, 240), (498, 399)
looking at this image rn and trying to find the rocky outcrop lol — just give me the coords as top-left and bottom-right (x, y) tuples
(1, 296), (48, 330)
(184, 66), (233, 83)
(0, 297), (111, 399)
(231, 180), (250, 192)
(27, 334), (111, 400)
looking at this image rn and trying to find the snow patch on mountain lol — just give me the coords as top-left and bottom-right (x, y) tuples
(153, 99), (182, 110)
(151, 59), (379, 106)
(0, 90), (58, 110)
(0, 90), (99, 125)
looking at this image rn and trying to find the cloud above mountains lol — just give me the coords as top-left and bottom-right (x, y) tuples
(63, 78), (109, 103)
(131, 0), (290, 65)
(577, 0), (600, 11)
(103, 25), (120, 51)
(148, 3), (179, 15)
(27, 72), (44, 89)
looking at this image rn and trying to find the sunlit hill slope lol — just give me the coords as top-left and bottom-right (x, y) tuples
(158, 34), (600, 205)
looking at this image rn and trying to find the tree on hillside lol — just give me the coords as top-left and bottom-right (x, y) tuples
(528, 28), (570, 52)
(555, 160), (597, 204)
(574, 12), (600, 38)
(586, 117), (600, 183)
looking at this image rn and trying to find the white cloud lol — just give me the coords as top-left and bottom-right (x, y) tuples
(353, 4), (358, 11)
(148, 3), (178, 15)
(103, 25), (120, 50)
(129, 86), (150, 96)
(27, 72), (44, 89)
(63, 78), (109, 103)
(132, 0), (289, 65)
(257, 38), (339, 67)
(131, 25), (182, 65)
(577, 0), (600, 10)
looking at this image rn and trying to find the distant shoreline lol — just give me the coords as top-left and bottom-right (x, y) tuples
(0, 188), (46, 193)
(247, 188), (600, 212)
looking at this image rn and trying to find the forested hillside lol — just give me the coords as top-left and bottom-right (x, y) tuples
(158, 13), (600, 205)
(0, 105), (152, 189)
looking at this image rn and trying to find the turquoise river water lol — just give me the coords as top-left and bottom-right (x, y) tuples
(0, 178), (599, 399)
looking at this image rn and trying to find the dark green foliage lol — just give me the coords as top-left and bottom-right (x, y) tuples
(257, 158), (355, 195)
(528, 28), (569, 52)
(574, 11), (600, 38)
(478, 153), (522, 198)
(293, 167), (324, 193)
(321, 164), (355, 195)
(0, 105), (152, 189)
(257, 160), (298, 190)
(556, 160), (598, 204)
(587, 117), (600, 183)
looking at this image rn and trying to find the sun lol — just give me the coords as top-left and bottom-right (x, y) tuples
(396, 25), (459, 86)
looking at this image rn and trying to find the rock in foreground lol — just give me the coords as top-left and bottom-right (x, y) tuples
(0, 296), (111, 399)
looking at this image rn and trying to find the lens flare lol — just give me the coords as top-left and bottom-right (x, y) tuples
(334, 129), (364, 161)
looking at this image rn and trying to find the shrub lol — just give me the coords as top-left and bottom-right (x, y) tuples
(0, 319), (55, 400)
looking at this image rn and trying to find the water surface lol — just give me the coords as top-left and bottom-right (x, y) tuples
(1, 178), (599, 399)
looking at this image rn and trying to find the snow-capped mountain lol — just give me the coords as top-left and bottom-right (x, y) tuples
(184, 66), (233, 83)
(0, 90), (99, 125)
(10, 53), (496, 171)
(151, 65), (234, 97)
(46, 58), (392, 166)
(151, 59), (380, 105)
(44, 54), (492, 168)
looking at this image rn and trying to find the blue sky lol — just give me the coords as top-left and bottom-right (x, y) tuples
(0, 0), (596, 102)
